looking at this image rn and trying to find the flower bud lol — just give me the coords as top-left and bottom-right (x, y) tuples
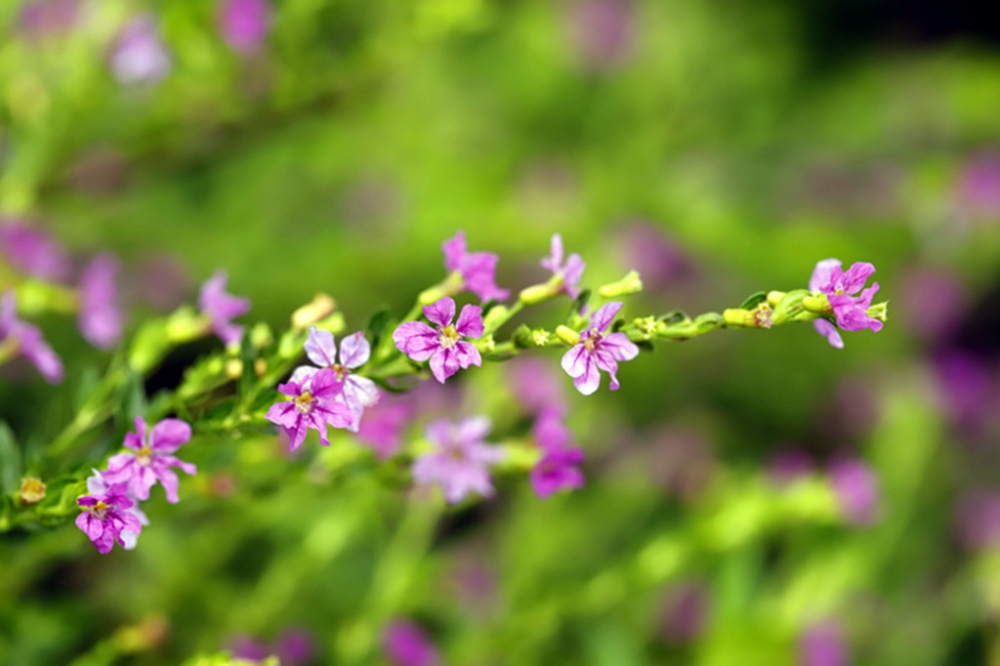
(249, 322), (273, 349)
(225, 359), (243, 379)
(18, 477), (46, 504)
(802, 294), (832, 314)
(519, 279), (561, 305)
(254, 358), (267, 377)
(767, 291), (785, 307)
(598, 270), (643, 298)
(723, 304), (772, 329)
(555, 325), (581, 346)
(291, 293), (336, 330)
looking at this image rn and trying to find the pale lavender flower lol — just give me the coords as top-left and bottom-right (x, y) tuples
(78, 253), (123, 349)
(810, 259), (883, 334)
(561, 301), (638, 395)
(0, 220), (71, 282)
(540, 233), (585, 299)
(265, 369), (355, 451)
(799, 620), (848, 666)
(393, 297), (484, 384)
(530, 408), (585, 499)
(199, 270), (251, 346)
(565, 0), (635, 71)
(76, 474), (144, 555)
(110, 15), (171, 85)
(412, 417), (504, 504)
(290, 328), (379, 431)
(383, 621), (440, 666)
(103, 416), (196, 504)
(218, 0), (271, 54)
(0, 290), (64, 383)
(829, 457), (880, 526)
(442, 231), (509, 303)
(356, 394), (414, 459)
(506, 357), (566, 415)
(18, 0), (80, 41)
(83, 470), (148, 550)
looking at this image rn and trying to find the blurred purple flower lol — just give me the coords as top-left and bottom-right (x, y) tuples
(230, 635), (271, 662)
(932, 352), (994, 429)
(896, 268), (967, 342)
(565, 0), (635, 71)
(276, 628), (315, 665)
(291, 328), (379, 431)
(383, 621), (440, 666)
(530, 408), (585, 498)
(646, 426), (715, 499)
(104, 416), (196, 504)
(810, 259), (883, 334)
(540, 233), (585, 299)
(199, 269), (251, 346)
(265, 369), (355, 451)
(828, 457), (880, 526)
(356, 395), (414, 459)
(561, 301), (638, 395)
(442, 231), (509, 303)
(958, 153), (1000, 218)
(956, 490), (1000, 551)
(393, 297), (483, 384)
(506, 357), (566, 415)
(766, 449), (814, 487)
(110, 15), (171, 85)
(0, 220), (71, 282)
(78, 253), (123, 349)
(83, 470), (148, 551)
(615, 223), (695, 291)
(131, 253), (189, 312)
(799, 620), (848, 666)
(0, 290), (64, 384)
(76, 475), (144, 555)
(218, 0), (271, 54)
(18, 0), (80, 41)
(412, 417), (504, 504)
(661, 581), (709, 644)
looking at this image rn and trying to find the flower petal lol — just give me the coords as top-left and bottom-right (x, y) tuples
(430, 347), (461, 383)
(561, 344), (589, 379)
(813, 319), (844, 349)
(809, 258), (842, 293)
(158, 468), (181, 503)
(304, 326), (338, 367)
(149, 418), (192, 453)
(540, 233), (564, 273)
(338, 331), (371, 368)
(839, 262), (876, 295)
(392, 321), (440, 361)
(442, 231), (467, 272)
(454, 304), (484, 338)
(589, 301), (623, 334)
(453, 340), (482, 370)
(423, 297), (456, 328)
(456, 416), (492, 444)
(572, 357), (601, 395)
(310, 368), (345, 400)
(600, 332), (639, 361)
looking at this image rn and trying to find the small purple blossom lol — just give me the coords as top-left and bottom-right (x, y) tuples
(218, 0), (271, 54)
(540, 233), (585, 299)
(76, 474), (144, 555)
(813, 319), (844, 349)
(230, 636), (271, 662)
(78, 253), (123, 349)
(110, 15), (171, 85)
(530, 408), (585, 498)
(383, 621), (440, 666)
(442, 231), (510, 303)
(104, 416), (197, 504)
(290, 328), (379, 431)
(199, 269), (251, 346)
(82, 470), (149, 550)
(810, 259), (883, 334)
(17, 0), (80, 41)
(0, 220), (71, 282)
(275, 629), (316, 666)
(357, 395), (414, 459)
(0, 290), (64, 383)
(828, 457), (880, 526)
(799, 620), (848, 666)
(933, 352), (995, 429)
(412, 417), (504, 504)
(560, 301), (638, 395)
(393, 297), (484, 384)
(265, 369), (355, 451)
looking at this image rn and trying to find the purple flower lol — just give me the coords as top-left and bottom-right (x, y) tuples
(813, 319), (844, 349)
(958, 153), (1000, 217)
(799, 621), (848, 666)
(660, 582), (709, 644)
(230, 636), (271, 662)
(199, 269), (251, 347)
(565, 0), (635, 71)
(412, 417), (504, 504)
(956, 490), (1000, 551)
(82, 470), (148, 550)
(560, 301), (638, 395)
(0, 220), (71, 282)
(0, 290), (64, 383)
(265, 369), (355, 451)
(356, 395), (414, 459)
(810, 259), (883, 334)
(218, 0), (271, 54)
(290, 328), (379, 431)
(17, 0), (80, 41)
(933, 352), (995, 429)
(383, 621), (440, 666)
(530, 408), (585, 498)
(110, 15), (171, 85)
(766, 449), (814, 487)
(442, 231), (510, 303)
(896, 268), (966, 342)
(540, 233), (585, 299)
(828, 457), (880, 526)
(103, 416), (197, 504)
(76, 474), (145, 555)
(78, 253), (123, 349)
(393, 297), (484, 384)
(275, 629), (315, 666)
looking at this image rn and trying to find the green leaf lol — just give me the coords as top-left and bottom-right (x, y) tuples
(0, 422), (22, 496)
(739, 291), (768, 310)
(366, 308), (391, 350)
(658, 311), (688, 325)
(569, 288), (591, 318)
(239, 333), (257, 398)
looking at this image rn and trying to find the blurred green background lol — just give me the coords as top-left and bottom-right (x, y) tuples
(4, 0), (1000, 664)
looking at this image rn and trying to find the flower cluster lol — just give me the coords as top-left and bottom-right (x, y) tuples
(809, 258), (883, 349)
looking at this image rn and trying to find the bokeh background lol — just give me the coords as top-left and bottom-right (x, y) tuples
(4, 0), (1000, 664)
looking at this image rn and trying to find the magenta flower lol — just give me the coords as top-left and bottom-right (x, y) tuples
(110, 15), (171, 85)
(561, 301), (638, 395)
(290, 328), (379, 431)
(383, 621), (440, 666)
(78, 253), (123, 349)
(217, 0), (271, 54)
(0, 290), (64, 383)
(828, 457), (880, 526)
(83, 470), (148, 550)
(799, 620), (847, 666)
(266, 369), (355, 451)
(442, 231), (509, 303)
(540, 233), (585, 299)
(0, 220), (71, 282)
(357, 395), (414, 459)
(810, 258), (883, 335)
(76, 474), (145, 555)
(393, 297), (484, 384)
(766, 449), (814, 487)
(104, 416), (196, 504)
(530, 408), (585, 498)
(413, 417), (504, 503)
(199, 270), (251, 346)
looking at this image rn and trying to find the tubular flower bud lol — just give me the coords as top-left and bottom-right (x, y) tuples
(598, 270), (643, 298)
(291, 293), (336, 330)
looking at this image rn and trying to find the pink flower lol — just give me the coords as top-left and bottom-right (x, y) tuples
(442, 231), (509, 303)
(540, 233), (585, 299)
(383, 621), (440, 666)
(291, 328), (379, 431)
(76, 474), (145, 554)
(82, 470), (148, 550)
(0, 290), (64, 383)
(412, 417), (504, 503)
(530, 408), (585, 498)
(104, 416), (197, 503)
(561, 301), (638, 395)
(393, 297), (484, 384)
(828, 457), (880, 526)
(0, 220), (71, 282)
(799, 620), (848, 666)
(110, 15), (171, 85)
(78, 253), (123, 349)
(356, 394), (414, 459)
(265, 369), (355, 451)
(813, 319), (844, 350)
(810, 259), (883, 335)
(217, 0), (271, 54)
(199, 270), (251, 346)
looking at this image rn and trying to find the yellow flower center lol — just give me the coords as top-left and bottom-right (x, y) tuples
(332, 363), (348, 382)
(90, 500), (110, 520)
(137, 446), (153, 466)
(295, 392), (314, 414)
(584, 334), (599, 352)
(439, 325), (460, 349)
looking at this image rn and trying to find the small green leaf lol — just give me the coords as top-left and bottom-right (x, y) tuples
(739, 291), (768, 310)
(366, 308), (391, 350)
(658, 311), (688, 325)
(0, 422), (22, 496)
(569, 288), (591, 318)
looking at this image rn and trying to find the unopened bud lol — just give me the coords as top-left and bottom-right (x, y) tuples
(19, 477), (46, 504)
(519, 280), (560, 305)
(418, 271), (464, 305)
(767, 291), (786, 307)
(482, 305), (510, 332)
(598, 270), (643, 298)
(250, 322), (274, 349)
(291, 294), (336, 330)
(555, 325), (581, 346)
(225, 359), (243, 379)
(254, 358), (267, 377)
(802, 295), (832, 314)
